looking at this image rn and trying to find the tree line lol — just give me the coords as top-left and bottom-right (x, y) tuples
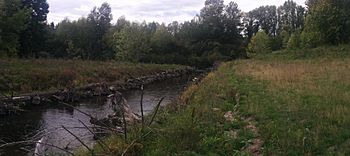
(0, 0), (349, 67)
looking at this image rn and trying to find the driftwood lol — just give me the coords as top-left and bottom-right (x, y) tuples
(90, 92), (141, 128)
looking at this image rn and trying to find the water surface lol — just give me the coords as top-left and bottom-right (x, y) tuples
(0, 75), (192, 155)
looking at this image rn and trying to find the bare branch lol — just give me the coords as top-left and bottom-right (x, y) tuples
(61, 125), (93, 153)
(78, 119), (111, 152)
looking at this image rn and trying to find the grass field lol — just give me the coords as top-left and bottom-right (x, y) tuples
(235, 57), (350, 154)
(77, 45), (350, 155)
(0, 59), (187, 95)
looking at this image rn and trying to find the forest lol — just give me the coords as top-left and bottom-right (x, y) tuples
(1, 0), (349, 67)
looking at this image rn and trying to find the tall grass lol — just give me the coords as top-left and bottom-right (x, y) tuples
(233, 47), (350, 155)
(0, 59), (186, 94)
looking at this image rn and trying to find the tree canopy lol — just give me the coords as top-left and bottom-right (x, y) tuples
(0, 0), (349, 66)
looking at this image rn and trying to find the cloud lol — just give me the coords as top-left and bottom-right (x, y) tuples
(235, 0), (306, 12)
(47, 0), (306, 24)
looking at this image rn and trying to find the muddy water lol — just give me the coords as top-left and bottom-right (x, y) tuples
(0, 75), (193, 155)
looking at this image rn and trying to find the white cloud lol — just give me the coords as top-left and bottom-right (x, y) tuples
(47, 0), (306, 24)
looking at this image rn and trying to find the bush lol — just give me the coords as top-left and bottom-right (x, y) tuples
(270, 36), (283, 51)
(301, 30), (325, 48)
(248, 31), (271, 53)
(280, 30), (290, 49)
(287, 32), (301, 50)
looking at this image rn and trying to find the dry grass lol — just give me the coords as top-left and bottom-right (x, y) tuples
(235, 59), (350, 91)
(232, 53), (350, 154)
(0, 59), (187, 94)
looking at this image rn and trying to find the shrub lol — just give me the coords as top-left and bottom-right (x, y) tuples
(287, 32), (301, 50)
(301, 30), (325, 48)
(280, 30), (290, 49)
(248, 31), (271, 53)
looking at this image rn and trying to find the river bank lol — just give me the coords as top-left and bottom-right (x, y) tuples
(0, 74), (197, 155)
(0, 59), (193, 115)
(77, 45), (350, 155)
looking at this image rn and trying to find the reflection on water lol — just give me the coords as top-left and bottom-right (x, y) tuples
(0, 75), (191, 155)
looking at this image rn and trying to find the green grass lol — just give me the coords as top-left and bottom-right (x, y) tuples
(78, 45), (350, 155)
(234, 46), (350, 155)
(252, 44), (350, 61)
(77, 60), (255, 155)
(0, 59), (187, 94)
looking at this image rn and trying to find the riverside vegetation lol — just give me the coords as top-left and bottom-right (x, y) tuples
(75, 45), (350, 155)
(0, 59), (187, 95)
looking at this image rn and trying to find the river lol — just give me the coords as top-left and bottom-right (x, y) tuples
(0, 75), (193, 155)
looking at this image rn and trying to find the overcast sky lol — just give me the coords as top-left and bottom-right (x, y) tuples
(47, 0), (306, 24)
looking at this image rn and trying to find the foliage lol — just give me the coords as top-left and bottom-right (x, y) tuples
(114, 23), (151, 62)
(19, 0), (49, 58)
(245, 0), (305, 38)
(277, 0), (305, 33)
(150, 24), (175, 54)
(0, 0), (29, 57)
(248, 31), (271, 53)
(1, 0), (349, 64)
(249, 5), (278, 36)
(280, 30), (290, 49)
(287, 32), (301, 49)
(300, 32), (324, 49)
(54, 3), (113, 60)
(303, 0), (349, 46)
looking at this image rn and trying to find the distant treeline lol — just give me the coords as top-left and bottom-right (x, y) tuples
(0, 0), (349, 67)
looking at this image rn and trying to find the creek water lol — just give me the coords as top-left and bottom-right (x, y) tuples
(0, 75), (193, 155)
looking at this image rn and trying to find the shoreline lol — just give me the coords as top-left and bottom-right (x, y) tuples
(0, 67), (194, 116)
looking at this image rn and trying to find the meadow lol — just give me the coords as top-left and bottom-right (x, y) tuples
(235, 54), (350, 154)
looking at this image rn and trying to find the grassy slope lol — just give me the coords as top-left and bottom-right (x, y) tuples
(80, 45), (350, 155)
(78, 57), (253, 156)
(0, 59), (187, 94)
